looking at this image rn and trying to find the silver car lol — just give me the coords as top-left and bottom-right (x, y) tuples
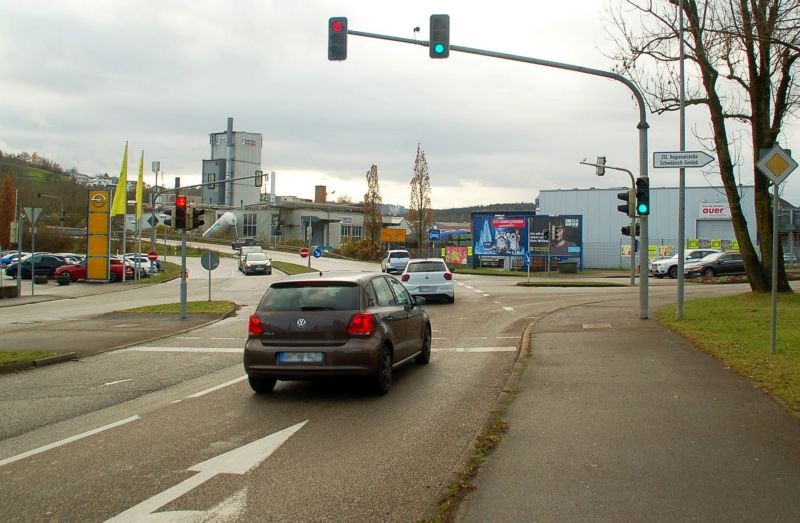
(380, 250), (410, 274)
(649, 249), (721, 279)
(242, 252), (272, 275)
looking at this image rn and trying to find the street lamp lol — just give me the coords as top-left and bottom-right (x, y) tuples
(37, 192), (64, 228)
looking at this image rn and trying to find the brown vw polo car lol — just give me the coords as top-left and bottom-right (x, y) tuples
(244, 272), (432, 395)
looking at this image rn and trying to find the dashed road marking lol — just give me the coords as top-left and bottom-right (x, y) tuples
(120, 346), (242, 353)
(433, 347), (516, 353)
(502, 306), (514, 311)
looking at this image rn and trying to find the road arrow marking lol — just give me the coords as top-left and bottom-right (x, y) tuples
(105, 420), (307, 522)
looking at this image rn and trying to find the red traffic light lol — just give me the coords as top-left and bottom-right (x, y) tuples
(331, 20), (344, 32)
(175, 195), (187, 209)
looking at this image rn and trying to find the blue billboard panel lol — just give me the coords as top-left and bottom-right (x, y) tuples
(473, 214), (529, 256)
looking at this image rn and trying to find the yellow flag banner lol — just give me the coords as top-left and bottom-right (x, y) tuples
(110, 142), (128, 217)
(135, 150), (144, 219)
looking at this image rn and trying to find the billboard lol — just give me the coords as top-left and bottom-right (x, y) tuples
(473, 214), (528, 256)
(528, 215), (583, 258)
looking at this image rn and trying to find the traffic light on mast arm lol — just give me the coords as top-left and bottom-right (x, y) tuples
(175, 195), (187, 229)
(635, 177), (650, 215)
(617, 189), (635, 217)
(430, 14), (450, 58)
(621, 223), (640, 236)
(188, 207), (206, 231)
(328, 17), (347, 61)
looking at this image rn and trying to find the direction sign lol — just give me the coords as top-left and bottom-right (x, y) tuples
(756, 144), (797, 185)
(147, 214), (159, 228)
(428, 228), (441, 242)
(147, 250), (158, 262)
(653, 151), (714, 169)
(300, 247), (309, 258)
(312, 247), (322, 258)
(525, 251), (532, 264)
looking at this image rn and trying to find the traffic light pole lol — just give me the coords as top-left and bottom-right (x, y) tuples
(345, 28), (651, 318)
(180, 229), (187, 319)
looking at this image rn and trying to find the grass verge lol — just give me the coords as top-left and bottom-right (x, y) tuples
(516, 280), (627, 287)
(0, 351), (56, 366)
(121, 300), (235, 314)
(656, 291), (800, 413)
(272, 260), (317, 275)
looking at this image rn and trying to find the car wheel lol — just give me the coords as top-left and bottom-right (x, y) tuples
(668, 266), (678, 279)
(109, 272), (119, 283)
(447, 295), (455, 304)
(371, 344), (392, 395)
(57, 274), (71, 286)
(415, 325), (431, 365)
(248, 375), (277, 394)
(703, 267), (715, 278)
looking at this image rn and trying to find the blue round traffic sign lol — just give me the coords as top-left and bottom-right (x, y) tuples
(312, 247), (322, 258)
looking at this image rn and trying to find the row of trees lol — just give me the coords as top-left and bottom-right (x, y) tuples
(356, 144), (434, 260)
(608, 0), (798, 292)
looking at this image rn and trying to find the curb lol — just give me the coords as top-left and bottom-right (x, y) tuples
(0, 352), (79, 374)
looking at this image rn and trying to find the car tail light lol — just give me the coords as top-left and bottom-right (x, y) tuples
(347, 313), (375, 336)
(401, 274), (410, 281)
(248, 314), (263, 336)
(444, 272), (452, 280)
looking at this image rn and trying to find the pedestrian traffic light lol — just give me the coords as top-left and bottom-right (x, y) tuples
(429, 14), (450, 58)
(189, 207), (205, 230)
(328, 17), (347, 61)
(175, 195), (187, 229)
(635, 177), (650, 215)
(617, 189), (634, 217)
(621, 223), (640, 236)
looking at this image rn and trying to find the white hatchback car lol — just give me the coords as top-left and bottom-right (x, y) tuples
(400, 258), (455, 303)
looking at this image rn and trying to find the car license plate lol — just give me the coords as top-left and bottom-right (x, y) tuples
(419, 286), (435, 292)
(278, 352), (324, 364)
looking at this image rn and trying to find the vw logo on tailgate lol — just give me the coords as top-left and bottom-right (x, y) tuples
(296, 318), (308, 329)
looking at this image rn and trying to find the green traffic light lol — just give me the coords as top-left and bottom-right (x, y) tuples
(637, 203), (649, 214)
(434, 43), (445, 54)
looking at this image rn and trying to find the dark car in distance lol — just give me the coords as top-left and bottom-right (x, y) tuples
(684, 251), (746, 278)
(244, 271), (431, 395)
(232, 237), (259, 250)
(4, 254), (68, 279)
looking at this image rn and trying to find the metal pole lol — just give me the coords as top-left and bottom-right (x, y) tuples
(30, 223), (35, 296)
(676, 0), (688, 320)
(770, 182), (779, 353)
(630, 215), (637, 286)
(180, 229), (187, 319)
(15, 190), (22, 296)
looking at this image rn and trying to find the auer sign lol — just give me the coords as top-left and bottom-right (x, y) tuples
(699, 202), (731, 218)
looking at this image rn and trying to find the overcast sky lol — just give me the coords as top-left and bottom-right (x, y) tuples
(1, 0), (798, 209)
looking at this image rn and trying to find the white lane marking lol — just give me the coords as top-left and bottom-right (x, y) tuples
(432, 337), (448, 340)
(583, 323), (613, 329)
(0, 416), (140, 468)
(496, 336), (519, 339)
(176, 336), (201, 340)
(104, 379), (133, 386)
(464, 337), (489, 340)
(473, 289), (483, 293)
(121, 347), (242, 353)
(433, 347), (516, 353)
(483, 293), (491, 297)
(210, 337), (239, 340)
(105, 421), (307, 522)
(187, 376), (248, 398)
(465, 285), (474, 289)
(502, 306), (514, 311)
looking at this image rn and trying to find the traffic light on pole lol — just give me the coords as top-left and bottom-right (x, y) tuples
(163, 207), (174, 227)
(175, 195), (187, 229)
(429, 14), (450, 58)
(328, 17), (347, 61)
(189, 207), (205, 230)
(635, 177), (650, 215)
(617, 189), (635, 217)
(621, 223), (640, 236)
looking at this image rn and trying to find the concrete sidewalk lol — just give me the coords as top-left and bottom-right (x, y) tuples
(456, 298), (800, 522)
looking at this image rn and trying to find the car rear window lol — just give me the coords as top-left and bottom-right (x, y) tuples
(258, 282), (359, 311)
(390, 252), (409, 259)
(406, 261), (447, 273)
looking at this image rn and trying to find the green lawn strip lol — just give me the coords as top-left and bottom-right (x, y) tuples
(271, 260), (317, 275)
(121, 300), (235, 314)
(516, 280), (627, 287)
(455, 267), (625, 277)
(0, 351), (56, 366)
(657, 292), (800, 413)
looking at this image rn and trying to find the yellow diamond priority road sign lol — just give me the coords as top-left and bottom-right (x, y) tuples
(756, 144), (797, 185)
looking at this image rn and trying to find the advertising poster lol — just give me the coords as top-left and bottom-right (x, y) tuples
(445, 246), (468, 265)
(472, 214), (528, 256)
(527, 215), (583, 258)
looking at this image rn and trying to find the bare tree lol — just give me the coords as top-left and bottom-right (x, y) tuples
(408, 144), (434, 251)
(608, 0), (799, 292)
(0, 175), (15, 250)
(363, 165), (383, 259)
